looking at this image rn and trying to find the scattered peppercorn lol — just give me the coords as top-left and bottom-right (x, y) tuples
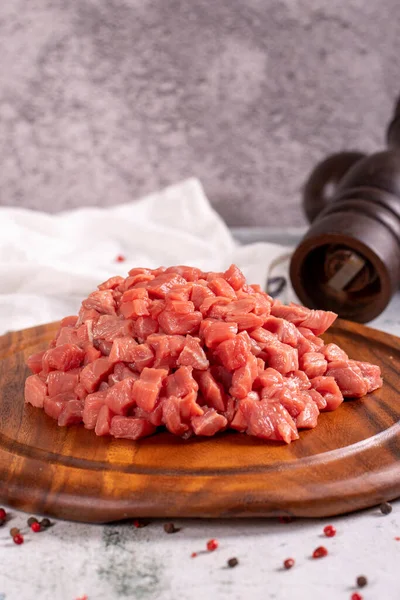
(351, 594), (363, 600)
(356, 576), (367, 588)
(284, 558), (295, 569)
(27, 517), (38, 527)
(206, 538), (219, 552)
(380, 502), (392, 515)
(0, 519), (5, 527)
(312, 546), (328, 559)
(0, 508), (6, 520)
(323, 525), (336, 537)
(40, 518), (52, 529)
(13, 533), (24, 545)
(191, 552), (197, 558)
(31, 522), (41, 533)
(116, 255), (126, 263)
(10, 527), (20, 537)
(133, 519), (150, 528)
(227, 557), (239, 568)
(163, 522), (180, 534)
(278, 516), (293, 524)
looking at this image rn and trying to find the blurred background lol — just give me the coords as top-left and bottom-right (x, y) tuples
(1, 0), (399, 226)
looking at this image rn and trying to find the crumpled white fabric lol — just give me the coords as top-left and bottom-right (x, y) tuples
(0, 178), (292, 334)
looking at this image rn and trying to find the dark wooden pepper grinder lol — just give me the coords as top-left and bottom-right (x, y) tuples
(290, 98), (400, 323)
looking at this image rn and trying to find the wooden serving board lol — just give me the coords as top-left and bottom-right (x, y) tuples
(0, 320), (399, 523)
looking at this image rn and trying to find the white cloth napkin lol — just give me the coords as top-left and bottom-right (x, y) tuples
(0, 178), (293, 335)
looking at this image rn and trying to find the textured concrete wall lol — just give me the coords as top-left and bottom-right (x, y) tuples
(1, 0), (399, 225)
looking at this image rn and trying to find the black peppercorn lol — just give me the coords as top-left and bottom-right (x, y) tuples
(40, 518), (51, 528)
(357, 575), (368, 588)
(27, 517), (38, 527)
(227, 558), (239, 568)
(380, 502), (392, 515)
(163, 522), (180, 534)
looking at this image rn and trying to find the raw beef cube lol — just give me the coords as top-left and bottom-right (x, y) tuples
(297, 327), (325, 350)
(132, 367), (168, 412)
(166, 366), (199, 398)
(83, 344), (102, 365)
(326, 360), (369, 398)
(95, 405), (113, 436)
(225, 298), (256, 314)
(177, 335), (209, 370)
(208, 278), (237, 300)
(299, 310), (337, 335)
(202, 321), (238, 349)
(26, 351), (45, 375)
(58, 399), (84, 426)
(80, 358), (113, 393)
(295, 393), (320, 429)
(133, 316), (159, 341)
(165, 283), (192, 302)
(82, 391), (107, 429)
(308, 388), (327, 410)
(148, 300), (166, 320)
(123, 273), (155, 290)
(44, 344), (85, 372)
(199, 296), (231, 318)
(56, 327), (80, 346)
(110, 416), (156, 440)
(146, 273), (187, 298)
(263, 341), (299, 375)
(165, 265), (203, 281)
(60, 315), (79, 328)
(98, 276), (125, 290)
(230, 353), (259, 399)
(75, 382), (88, 401)
(190, 283), (215, 310)
(214, 332), (252, 371)
(165, 300), (195, 314)
(95, 340), (113, 356)
(299, 352), (328, 379)
(76, 321), (94, 346)
(323, 343), (349, 362)
(311, 376), (344, 410)
(109, 337), (138, 363)
(223, 264), (246, 290)
(47, 371), (79, 397)
(134, 400), (164, 427)
(147, 334), (185, 369)
(43, 392), (76, 420)
(82, 290), (116, 315)
(120, 299), (150, 319)
(25, 375), (47, 408)
(191, 408), (228, 436)
(194, 370), (226, 412)
(128, 344), (155, 372)
(271, 301), (310, 324)
(158, 310), (202, 335)
(105, 378), (136, 415)
(263, 317), (299, 347)
(285, 370), (311, 391)
(225, 313), (265, 330)
(350, 360), (382, 393)
(93, 315), (134, 342)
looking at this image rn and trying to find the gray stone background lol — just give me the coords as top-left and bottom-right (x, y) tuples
(1, 0), (399, 226)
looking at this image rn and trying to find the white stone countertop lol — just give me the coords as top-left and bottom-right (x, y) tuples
(1, 229), (399, 600)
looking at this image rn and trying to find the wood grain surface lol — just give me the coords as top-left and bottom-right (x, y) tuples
(0, 319), (399, 523)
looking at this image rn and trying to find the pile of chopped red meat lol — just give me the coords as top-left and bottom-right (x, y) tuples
(25, 264), (382, 444)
